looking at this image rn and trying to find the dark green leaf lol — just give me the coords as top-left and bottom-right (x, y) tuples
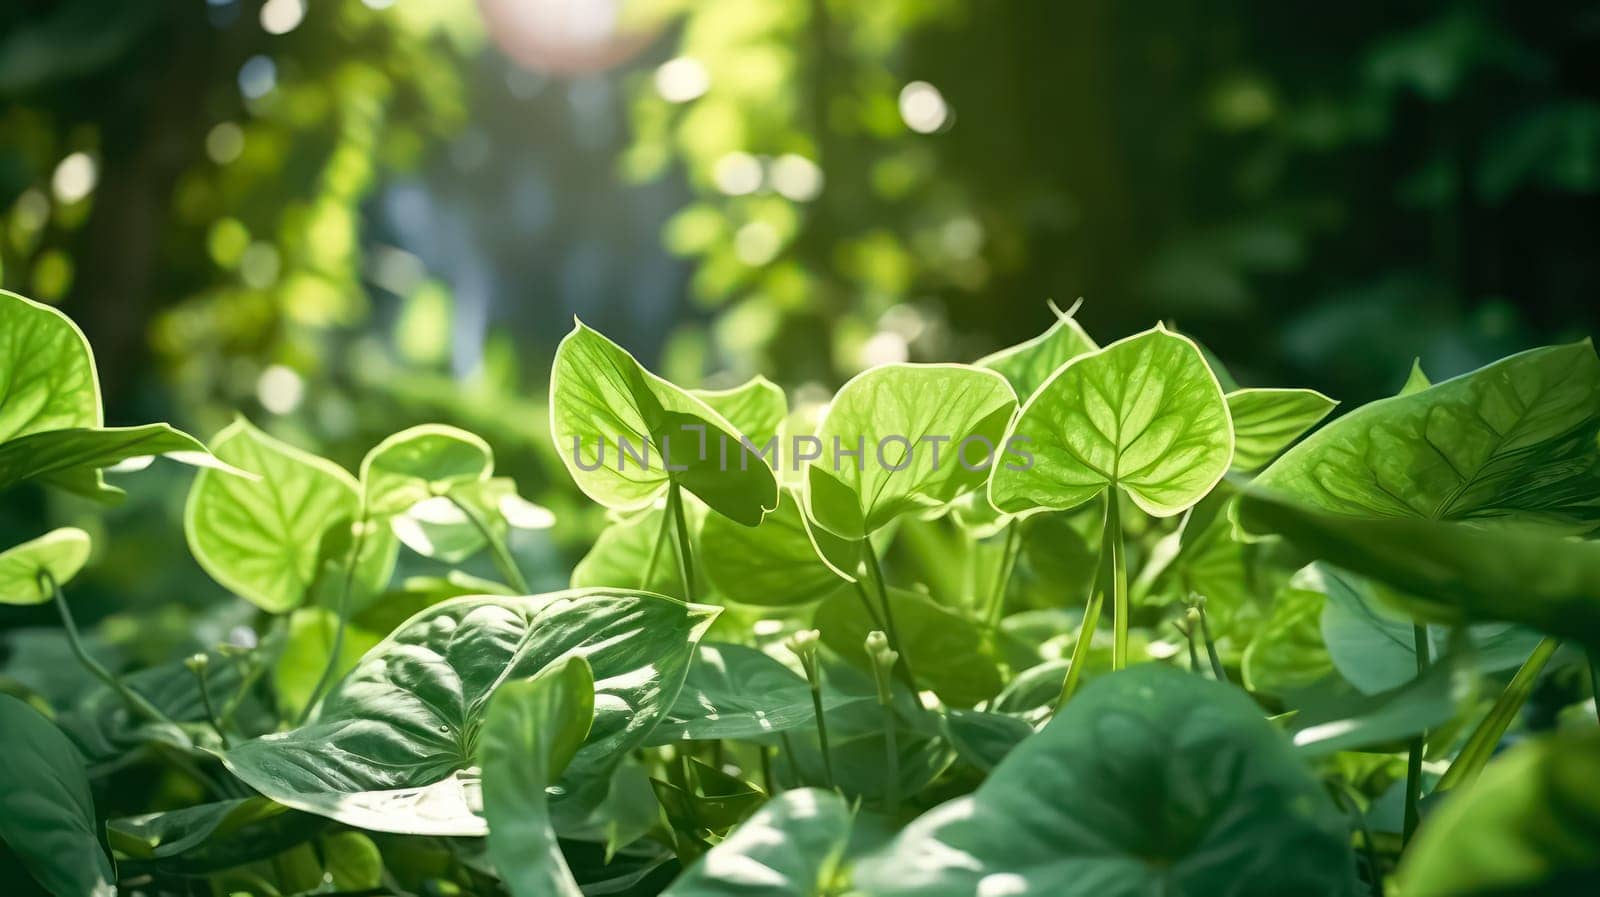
(816, 586), (1002, 706)
(662, 789), (852, 897)
(0, 695), (116, 897)
(648, 642), (870, 744)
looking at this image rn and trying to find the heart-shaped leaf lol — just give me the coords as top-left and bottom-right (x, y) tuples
(482, 655), (595, 897)
(185, 418), (363, 613)
(976, 308), (1098, 400)
(571, 506), (693, 601)
(690, 376), (787, 446)
(221, 589), (716, 835)
(0, 289), (98, 442)
(1224, 388), (1336, 471)
(661, 788), (853, 897)
(853, 664), (1358, 896)
(0, 695), (117, 897)
(804, 364), (1016, 539)
(648, 642), (870, 744)
(701, 490), (851, 606)
(550, 320), (778, 526)
(1254, 340), (1600, 527)
(0, 527), (91, 605)
(990, 325), (1234, 518)
(107, 797), (324, 875)
(360, 423), (494, 518)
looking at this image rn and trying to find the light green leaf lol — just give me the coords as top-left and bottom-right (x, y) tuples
(976, 308), (1098, 400)
(1400, 358), (1432, 396)
(550, 320), (778, 526)
(1239, 579), (1334, 696)
(0, 527), (90, 605)
(360, 423), (494, 518)
(1254, 340), (1600, 527)
(0, 289), (99, 442)
(853, 665), (1357, 897)
(221, 589), (716, 835)
(648, 642), (870, 744)
(816, 586), (1002, 707)
(690, 375), (787, 446)
(662, 789), (852, 897)
(1239, 489), (1600, 647)
(1290, 653), (1474, 758)
(321, 831), (384, 891)
(0, 422), (249, 496)
(804, 364), (1016, 539)
(482, 655), (595, 897)
(1225, 388), (1337, 471)
(185, 418), (361, 613)
(1399, 728), (1600, 896)
(0, 695), (116, 897)
(701, 489), (850, 606)
(990, 325), (1234, 518)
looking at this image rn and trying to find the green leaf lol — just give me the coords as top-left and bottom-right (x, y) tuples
(0, 527), (90, 605)
(550, 320), (778, 526)
(360, 423), (493, 518)
(185, 418), (361, 613)
(107, 797), (323, 875)
(662, 788), (852, 897)
(0, 289), (99, 442)
(0, 695), (116, 897)
(1313, 563), (1544, 694)
(1240, 578), (1334, 696)
(690, 376), (787, 446)
(804, 363), (1016, 539)
(0, 422), (248, 495)
(1239, 489), (1600, 646)
(321, 831), (383, 891)
(701, 489), (851, 606)
(1225, 388), (1337, 471)
(940, 709), (1035, 772)
(1254, 340), (1600, 527)
(816, 587), (1002, 707)
(1290, 653), (1474, 758)
(221, 589), (716, 835)
(482, 655), (595, 897)
(1400, 358), (1432, 396)
(1399, 728), (1600, 896)
(648, 642), (870, 744)
(975, 308), (1098, 399)
(853, 665), (1358, 897)
(388, 477), (524, 563)
(990, 325), (1234, 518)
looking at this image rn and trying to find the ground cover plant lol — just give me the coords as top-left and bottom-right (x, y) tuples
(2, 284), (1599, 896)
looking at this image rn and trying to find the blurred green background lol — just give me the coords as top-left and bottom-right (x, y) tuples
(2, 0), (1598, 656)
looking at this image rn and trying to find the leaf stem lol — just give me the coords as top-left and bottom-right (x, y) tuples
(862, 541), (921, 695)
(983, 523), (1023, 632)
(642, 501), (673, 588)
(851, 579), (887, 631)
(449, 493), (530, 594)
(667, 482), (696, 601)
(1055, 588), (1103, 710)
(1193, 598), (1228, 683)
(1588, 647), (1600, 727)
(1437, 637), (1559, 791)
(1107, 495), (1129, 670)
(298, 515), (368, 725)
(186, 656), (231, 748)
(42, 572), (171, 726)
(881, 701), (900, 815)
(1402, 624), (1432, 844)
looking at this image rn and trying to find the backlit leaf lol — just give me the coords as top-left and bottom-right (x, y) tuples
(1225, 388), (1337, 471)
(0, 527), (90, 605)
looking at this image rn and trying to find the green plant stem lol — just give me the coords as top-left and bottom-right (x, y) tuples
(219, 652), (268, 728)
(805, 671), (835, 789)
(1437, 637), (1560, 791)
(189, 663), (231, 748)
(298, 515), (368, 725)
(667, 482), (696, 601)
(862, 541), (921, 695)
(448, 493), (530, 593)
(1106, 495), (1129, 670)
(43, 572), (171, 726)
(1056, 588), (1104, 710)
(880, 701), (900, 816)
(983, 523), (1023, 632)
(1402, 623), (1432, 844)
(1332, 782), (1385, 897)
(758, 744), (776, 795)
(1175, 621), (1201, 672)
(1196, 602), (1228, 683)
(643, 500), (673, 587)
(851, 579), (887, 631)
